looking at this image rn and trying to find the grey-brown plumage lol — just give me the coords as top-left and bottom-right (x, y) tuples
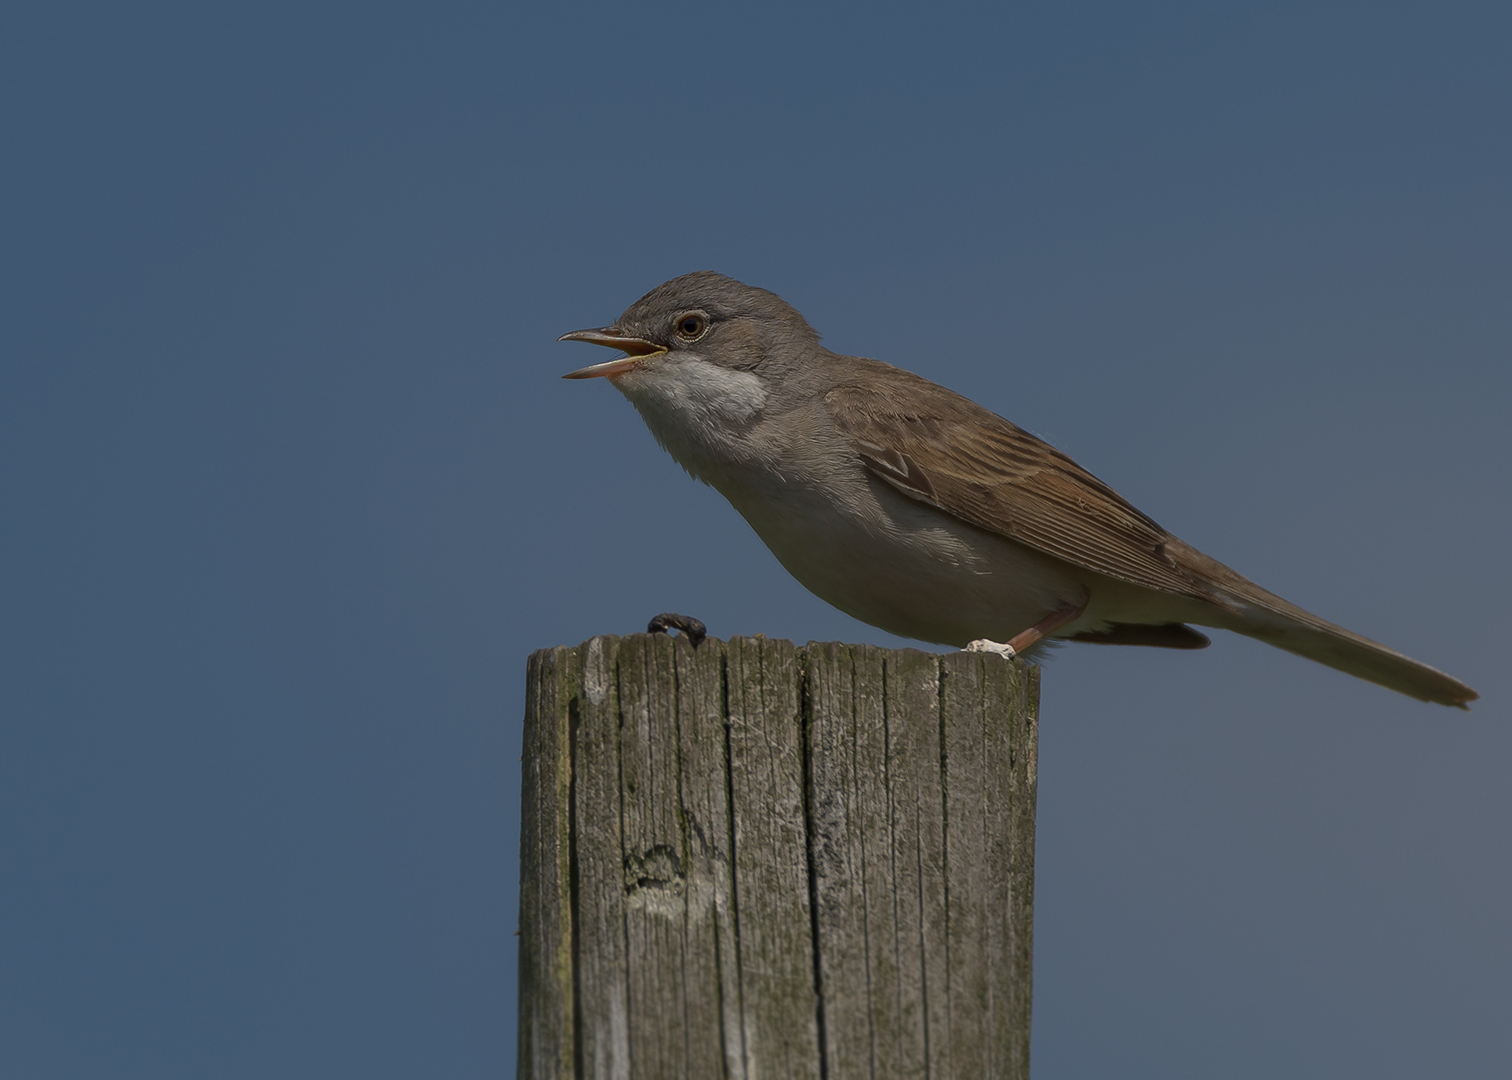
(561, 271), (1478, 708)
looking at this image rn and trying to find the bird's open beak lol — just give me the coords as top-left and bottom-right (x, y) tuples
(558, 327), (667, 379)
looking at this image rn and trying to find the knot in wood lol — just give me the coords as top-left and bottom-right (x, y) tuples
(624, 844), (684, 894)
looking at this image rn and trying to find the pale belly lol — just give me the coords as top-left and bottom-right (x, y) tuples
(722, 475), (1095, 647)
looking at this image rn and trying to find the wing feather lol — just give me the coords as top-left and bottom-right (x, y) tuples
(824, 371), (1223, 604)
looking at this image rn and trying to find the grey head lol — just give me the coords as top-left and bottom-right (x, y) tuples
(558, 272), (823, 381)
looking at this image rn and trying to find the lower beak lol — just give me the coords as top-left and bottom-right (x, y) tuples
(558, 327), (667, 379)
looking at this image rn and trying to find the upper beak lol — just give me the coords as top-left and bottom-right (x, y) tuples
(558, 327), (667, 379)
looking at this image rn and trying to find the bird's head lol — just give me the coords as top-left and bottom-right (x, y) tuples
(559, 271), (821, 388)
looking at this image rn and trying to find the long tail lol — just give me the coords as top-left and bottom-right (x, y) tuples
(1169, 540), (1478, 708)
(1227, 612), (1476, 707)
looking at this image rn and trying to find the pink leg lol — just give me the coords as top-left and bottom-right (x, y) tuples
(1006, 602), (1087, 653)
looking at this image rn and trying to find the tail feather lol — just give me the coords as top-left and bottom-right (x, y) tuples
(1071, 622), (1212, 649)
(1228, 613), (1476, 707)
(1166, 539), (1478, 708)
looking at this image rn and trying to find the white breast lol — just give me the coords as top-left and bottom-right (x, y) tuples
(611, 356), (768, 484)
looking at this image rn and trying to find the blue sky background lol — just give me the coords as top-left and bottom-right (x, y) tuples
(3, 2), (1508, 1076)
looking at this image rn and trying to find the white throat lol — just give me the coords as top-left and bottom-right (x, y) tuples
(610, 355), (768, 483)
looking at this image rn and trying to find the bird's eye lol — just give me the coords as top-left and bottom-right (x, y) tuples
(674, 312), (708, 340)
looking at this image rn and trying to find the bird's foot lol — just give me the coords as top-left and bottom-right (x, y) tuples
(966, 603), (1088, 660)
(964, 639), (1017, 660)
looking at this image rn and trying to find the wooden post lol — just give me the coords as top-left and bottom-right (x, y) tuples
(519, 633), (1039, 1080)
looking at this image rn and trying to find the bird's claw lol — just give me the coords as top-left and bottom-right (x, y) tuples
(964, 639), (1017, 660)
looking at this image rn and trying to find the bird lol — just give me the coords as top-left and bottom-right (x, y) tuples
(559, 271), (1478, 708)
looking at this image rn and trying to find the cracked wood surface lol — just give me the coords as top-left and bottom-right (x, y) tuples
(519, 634), (1038, 1080)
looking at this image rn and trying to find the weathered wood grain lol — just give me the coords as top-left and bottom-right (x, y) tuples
(573, 635), (631, 1079)
(672, 633), (745, 1080)
(518, 646), (575, 1079)
(725, 635), (824, 1079)
(519, 635), (1037, 1079)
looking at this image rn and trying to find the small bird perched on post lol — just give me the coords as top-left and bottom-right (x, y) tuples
(560, 271), (1477, 708)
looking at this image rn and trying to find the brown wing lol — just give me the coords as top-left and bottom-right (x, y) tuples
(824, 370), (1225, 605)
